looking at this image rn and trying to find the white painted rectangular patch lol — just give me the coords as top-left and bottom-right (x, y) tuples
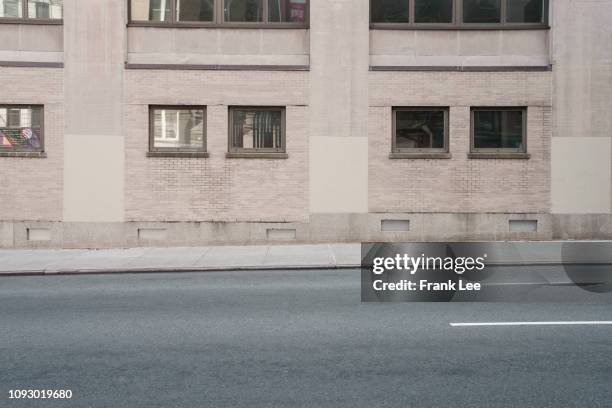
(450, 321), (612, 327)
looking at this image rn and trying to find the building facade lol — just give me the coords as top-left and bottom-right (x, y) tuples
(0, 0), (611, 248)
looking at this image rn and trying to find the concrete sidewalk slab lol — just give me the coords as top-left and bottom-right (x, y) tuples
(0, 244), (362, 275)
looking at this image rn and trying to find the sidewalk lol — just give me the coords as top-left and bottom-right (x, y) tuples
(0, 244), (362, 275)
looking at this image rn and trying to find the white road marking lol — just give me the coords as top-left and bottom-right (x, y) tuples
(450, 321), (612, 327)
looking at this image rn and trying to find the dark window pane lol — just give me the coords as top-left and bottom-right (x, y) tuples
(463, 0), (501, 23)
(507, 0), (544, 23)
(0, 0), (22, 17)
(395, 110), (446, 150)
(371, 0), (409, 23)
(0, 106), (43, 152)
(224, 0), (263, 22)
(152, 109), (205, 150)
(27, 0), (63, 19)
(415, 0), (452, 23)
(473, 110), (524, 150)
(231, 109), (283, 150)
(130, 0), (170, 22)
(177, 0), (214, 21)
(269, 0), (306, 23)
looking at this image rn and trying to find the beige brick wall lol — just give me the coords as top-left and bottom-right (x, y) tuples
(0, 67), (63, 221)
(124, 70), (309, 222)
(369, 71), (552, 214)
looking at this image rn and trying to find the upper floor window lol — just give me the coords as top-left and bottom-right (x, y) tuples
(129, 0), (308, 26)
(0, 0), (62, 20)
(0, 105), (44, 153)
(370, 0), (547, 27)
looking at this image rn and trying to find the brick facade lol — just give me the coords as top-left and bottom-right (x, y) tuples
(0, 67), (63, 222)
(124, 70), (309, 222)
(369, 71), (552, 214)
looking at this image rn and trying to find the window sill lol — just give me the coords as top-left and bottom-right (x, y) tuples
(370, 24), (550, 31)
(147, 151), (209, 158)
(0, 151), (47, 158)
(468, 152), (531, 160)
(0, 18), (62, 25)
(226, 152), (288, 159)
(127, 22), (308, 29)
(389, 152), (452, 160)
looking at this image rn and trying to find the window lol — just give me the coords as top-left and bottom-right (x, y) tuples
(0, 105), (44, 153)
(370, 0), (547, 27)
(392, 108), (449, 157)
(178, 0), (214, 22)
(228, 107), (286, 156)
(371, 0), (409, 23)
(463, 0), (500, 23)
(471, 108), (526, 153)
(0, 0), (62, 20)
(506, 0), (544, 23)
(129, 0), (308, 25)
(149, 106), (207, 157)
(415, 0), (452, 23)
(268, 0), (306, 23)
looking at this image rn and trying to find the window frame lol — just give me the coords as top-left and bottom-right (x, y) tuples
(128, 0), (310, 28)
(370, 0), (549, 30)
(147, 105), (208, 158)
(227, 106), (287, 158)
(0, 104), (45, 157)
(391, 107), (450, 158)
(470, 106), (528, 157)
(0, 0), (63, 24)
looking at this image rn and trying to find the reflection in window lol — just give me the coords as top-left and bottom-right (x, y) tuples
(0, 106), (43, 152)
(177, 0), (214, 22)
(506, 0), (543, 23)
(473, 109), (525, 150)
(0, 0), (22, 18)
(230, 108), (284, 151)
(371, 0), (409, 23)
(394, 109), (446, 151)
(463, 0), (501, 23)
(268, 0), (306, 23)
(151, 108), (206, 151)
(224, 0), (263, 22)
(415, 0), (452, 23)
(130, 0), (170, 22)
(27, 0), (62, 19)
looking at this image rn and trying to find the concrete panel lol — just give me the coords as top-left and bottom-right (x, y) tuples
(416, 30), (458, 56)
(127, 27), (309, 65)
(0, 24), (63, 54)
(370, 29), (549, 67)
(551, 137), (611, 214)
(309, 136), (368, 214)
(553, 0), (612, 139)
(63, 134), (125, 222)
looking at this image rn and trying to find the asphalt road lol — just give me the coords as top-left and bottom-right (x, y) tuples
(1, 269), (611, 407)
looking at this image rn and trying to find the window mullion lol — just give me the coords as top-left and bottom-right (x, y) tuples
(23, 0), (28, 19)
(501, 0), (507, 24)
(263, 0), (268, 23)
(456, 0), (462, 25)
(410, 0), (414, 25)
